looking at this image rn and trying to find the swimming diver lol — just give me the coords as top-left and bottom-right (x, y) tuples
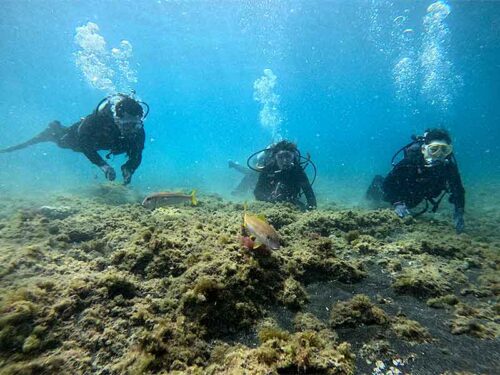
(0, 94), (149, 185)
(251, 140), (317, 210)
(366, 128), (465, 233)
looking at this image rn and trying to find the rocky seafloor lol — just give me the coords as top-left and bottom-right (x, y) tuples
(0, 184), (498, 375)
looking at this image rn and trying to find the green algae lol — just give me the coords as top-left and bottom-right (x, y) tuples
(293, 312), (329, 333)
(206, 327), (355, 375)
(279, 276), (309, 310)
(392, 263), (454, 298)
(329, 294), (389, 328)
(427, 294), (460, 308)
(0, 192), (498, 373)
(391, 316), (432, 343)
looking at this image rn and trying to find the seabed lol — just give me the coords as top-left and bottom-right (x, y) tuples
(0, 183), (498, 374)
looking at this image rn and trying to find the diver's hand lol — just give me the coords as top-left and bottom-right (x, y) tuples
(101, 165), (116, 181)
(393, 202), (410, 218)
(453, 207), (465, 234)
(121, 165), (132, 185)
(306, 204), (316, 211)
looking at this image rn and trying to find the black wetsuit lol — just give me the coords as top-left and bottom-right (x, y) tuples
(254, 164), (317, 209)
(1, 103), (145, 180)
(376, 144), (465, 212)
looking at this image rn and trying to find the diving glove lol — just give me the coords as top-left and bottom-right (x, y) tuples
(453, 207), (465, 234)
(101, 165), (116, 181)
(393, 202), (410, 218)
(121, 165), (132, 185)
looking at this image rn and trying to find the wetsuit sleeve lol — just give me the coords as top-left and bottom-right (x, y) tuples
(122, 129), (145, 174)
(254, 172), (271, 201)
(77, 115), (108, 167)
(447, 161), (465, 211)
(382, 159), (414, 205)
(81, 148), (107, 167)
(297, 168), (317, 207)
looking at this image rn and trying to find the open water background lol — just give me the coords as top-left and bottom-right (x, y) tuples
(0, 0), (499, 204)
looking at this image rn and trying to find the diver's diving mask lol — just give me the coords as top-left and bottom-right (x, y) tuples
(115, 113), (144, 134)
(422, 141), (453, 165)
(275, 150), (296, 170)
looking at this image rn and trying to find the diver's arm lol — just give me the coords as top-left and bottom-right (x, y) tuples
(123, 130), (145, 173)
(447, 161), (465, 211)
(297, 169), (316, 208)
(121, 130), (145, 184)
(382, 160), (413, 205)
(254, 173), (270, 201)
(81, 147), (107, 167)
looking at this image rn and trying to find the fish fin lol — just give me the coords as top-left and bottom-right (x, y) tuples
(191, 190), (198, 206)
(253, 241), (262, 249)
(257, 214), (267, 222)
(243, 201), (248, 225)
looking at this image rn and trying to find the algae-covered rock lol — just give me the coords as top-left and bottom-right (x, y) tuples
(391, 316), (432, 343)
(358, 339), (395, 364)
(132, 315), (210, 373)
(279, 277), (309, 310)
(206, 327), (355, 375)
(286, 246), (366, 284)
(448, 302), (499, 339)
(294, 312), (328, 333)
(288, 209), (401, 238)
(0, 191), (498, 373)
(98, 270), (137, 299)
(37, 205), (77, 220)
(450, 318), (497, 339)
(427, 294), (460, 308)
(330, 294), (389, 328)
(0, 297), (39, 352)
(392, 263), (454, 298)
(22, 334), (41, 353)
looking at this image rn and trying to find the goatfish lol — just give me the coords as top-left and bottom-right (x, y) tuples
(142, 190), (198, 209)
(242, 211), (280, 250)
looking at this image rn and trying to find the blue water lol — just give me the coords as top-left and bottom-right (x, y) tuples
(1, 0), (499, 202)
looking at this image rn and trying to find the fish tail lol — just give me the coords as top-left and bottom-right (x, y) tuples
(191, 190), (198, 206)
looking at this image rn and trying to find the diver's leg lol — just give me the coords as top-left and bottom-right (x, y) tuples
(0, 121), (68, 153)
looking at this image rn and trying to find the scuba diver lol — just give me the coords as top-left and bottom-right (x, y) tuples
(249, 140), (317, 210)
(366, 128), (465, 233)
(0, 93), (149, 185)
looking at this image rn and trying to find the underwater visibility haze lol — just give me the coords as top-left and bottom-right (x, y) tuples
(0, 1), (499, 374)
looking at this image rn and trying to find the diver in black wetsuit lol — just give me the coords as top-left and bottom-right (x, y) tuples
(252, 140), (317, 210)
(0, 94), (149, 185)
(366, 128), (465, 233)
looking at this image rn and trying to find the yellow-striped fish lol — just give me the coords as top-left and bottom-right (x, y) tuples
(142, 190), (198, 209)
(242, 211), (280, 250)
